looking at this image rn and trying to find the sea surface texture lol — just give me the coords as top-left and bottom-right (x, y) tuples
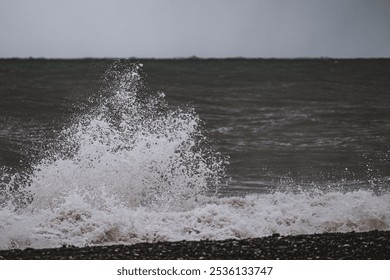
(0, 59), (389, 249)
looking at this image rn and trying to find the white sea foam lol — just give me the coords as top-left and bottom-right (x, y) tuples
(1, 189), (389, 249)
(0, 62), (389, 250)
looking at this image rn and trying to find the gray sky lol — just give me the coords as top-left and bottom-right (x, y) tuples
(1, 0), (390, 58)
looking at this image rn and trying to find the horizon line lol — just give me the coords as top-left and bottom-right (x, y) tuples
(1, 55), (390, 60)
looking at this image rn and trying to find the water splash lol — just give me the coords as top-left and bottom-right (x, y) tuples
(0, 61), (389, 250)
(27, 61), (225, 211)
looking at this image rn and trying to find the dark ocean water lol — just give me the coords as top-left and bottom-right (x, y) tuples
(0, 58), (389, 249)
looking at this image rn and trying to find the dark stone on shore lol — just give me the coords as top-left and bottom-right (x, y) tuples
(1, 230), (389, 260)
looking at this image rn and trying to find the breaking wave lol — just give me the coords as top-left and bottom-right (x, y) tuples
(0, 61), (389, 249)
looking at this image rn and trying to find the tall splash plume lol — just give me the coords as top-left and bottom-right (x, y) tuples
(27, 61), (226, 211)
(0, 61), (228, 248)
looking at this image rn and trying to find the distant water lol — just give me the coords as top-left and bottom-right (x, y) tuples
(0, 58), (389, 249)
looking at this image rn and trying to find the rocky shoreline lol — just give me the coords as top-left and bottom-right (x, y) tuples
(1, 230), (389, 260)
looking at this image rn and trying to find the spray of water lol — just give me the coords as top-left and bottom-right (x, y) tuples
(25, 61), (225, 211)
(0, 61), (389, 250)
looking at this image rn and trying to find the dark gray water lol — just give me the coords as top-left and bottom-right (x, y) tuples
(1, 59), (390, 249)
(1, 59), (389, 193)
(146, 59), (390, 193)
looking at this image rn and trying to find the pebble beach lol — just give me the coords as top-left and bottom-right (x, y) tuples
(1, 230), (389, 260)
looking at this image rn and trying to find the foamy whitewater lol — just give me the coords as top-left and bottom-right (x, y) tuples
(0, 62), (389, 250)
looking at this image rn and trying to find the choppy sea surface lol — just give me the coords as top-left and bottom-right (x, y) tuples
(0, 58), (389, 249)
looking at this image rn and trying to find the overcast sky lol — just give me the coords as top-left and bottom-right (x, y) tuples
(1, 0), (390, 58)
